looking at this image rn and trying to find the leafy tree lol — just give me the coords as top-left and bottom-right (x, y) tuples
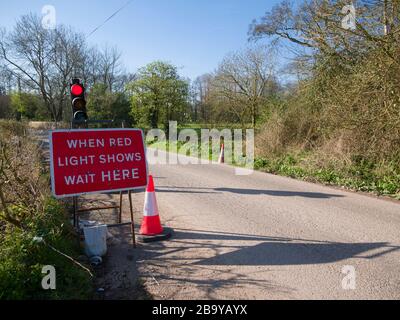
(86, 83), (132, 126)
(9, 93), (49, 120)
(127, 61), (189, 128)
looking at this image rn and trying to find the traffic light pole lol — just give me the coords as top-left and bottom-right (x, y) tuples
(71, 119), (116, 128)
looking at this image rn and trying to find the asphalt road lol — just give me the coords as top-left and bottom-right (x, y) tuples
(134, 149), (400, 300)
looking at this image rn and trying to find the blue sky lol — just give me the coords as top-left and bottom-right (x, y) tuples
(0, 0), (284, 80)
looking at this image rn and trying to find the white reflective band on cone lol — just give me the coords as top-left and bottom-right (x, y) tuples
(143, 192), (159, 217)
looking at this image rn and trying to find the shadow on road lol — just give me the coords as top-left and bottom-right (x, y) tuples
(155, 186), (344, 198)
(195, 241), (388, 266)
(214, 188), (344, 198)
(143, 228), (399, 267)
(156, 188), (218, 194)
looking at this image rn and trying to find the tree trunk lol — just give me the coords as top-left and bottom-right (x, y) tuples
(252, 102), (257, 128)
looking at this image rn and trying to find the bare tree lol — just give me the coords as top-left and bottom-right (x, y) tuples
(79, 46), (101, 89)
(98, 45), (123, 92)
(249, 0), (400, 65)
(78, 45), (127, 93)
(211, 45), (277, 127)
(0, 62), (15, 94)
(192, 74), (214, 123)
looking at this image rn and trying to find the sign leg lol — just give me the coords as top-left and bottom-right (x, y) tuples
(128, 191), (136, 248)
(119, 191), (123, 224)
(73, 196), (78, 229)
(76, 197), (80, 229)
(72, 196), (81, 248)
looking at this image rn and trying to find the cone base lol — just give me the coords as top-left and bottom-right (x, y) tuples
(137, 227), (173, 243)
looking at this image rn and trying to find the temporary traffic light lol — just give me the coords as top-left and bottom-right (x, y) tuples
(70, 78), (88, 122)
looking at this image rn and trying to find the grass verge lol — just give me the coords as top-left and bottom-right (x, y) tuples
(254, 152), (400, 200)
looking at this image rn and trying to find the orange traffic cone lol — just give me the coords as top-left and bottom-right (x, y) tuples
(140, 175), (163, 235)
(218, 144), (225, 164)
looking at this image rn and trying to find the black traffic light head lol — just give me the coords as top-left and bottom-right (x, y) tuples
(70, 78), (88, 122)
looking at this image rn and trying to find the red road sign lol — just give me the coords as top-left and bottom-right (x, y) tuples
(50, 129), (148, 198)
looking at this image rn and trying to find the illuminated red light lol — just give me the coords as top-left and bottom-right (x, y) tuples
(71, 84), (83, 96)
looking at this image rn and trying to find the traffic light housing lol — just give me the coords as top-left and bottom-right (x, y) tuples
(70, 78), (88, 122)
